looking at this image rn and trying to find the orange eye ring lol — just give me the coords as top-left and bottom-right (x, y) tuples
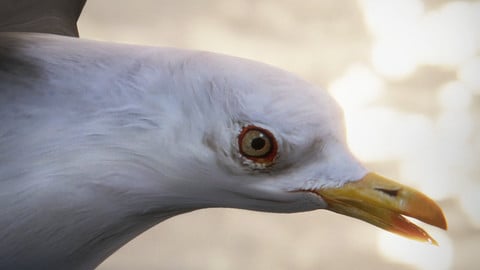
(238, 125), (278, 164)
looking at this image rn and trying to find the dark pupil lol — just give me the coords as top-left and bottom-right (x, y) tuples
(251, 137), (266, 150)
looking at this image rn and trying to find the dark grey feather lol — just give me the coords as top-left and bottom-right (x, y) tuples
(0, 0), (86, 37)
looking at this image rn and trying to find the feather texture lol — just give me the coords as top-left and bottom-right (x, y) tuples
(0, 33), (366, 269)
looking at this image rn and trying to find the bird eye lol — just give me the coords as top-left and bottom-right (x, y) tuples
(238, 125), (278, 164)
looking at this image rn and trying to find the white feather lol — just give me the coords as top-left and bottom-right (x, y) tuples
(0, 32), (366, 269)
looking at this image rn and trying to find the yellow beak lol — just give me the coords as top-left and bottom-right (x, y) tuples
(314, 173), (447, 245)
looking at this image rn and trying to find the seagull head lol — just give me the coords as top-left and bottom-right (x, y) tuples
(119, 50), (446, 243)
(0, 35), (448, 269)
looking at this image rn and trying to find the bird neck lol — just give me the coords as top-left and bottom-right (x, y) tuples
(0, 139), (198, 269)
(0, 33), (216, 269)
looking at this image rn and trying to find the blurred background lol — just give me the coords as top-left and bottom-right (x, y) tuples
(78, 0), (480, 269)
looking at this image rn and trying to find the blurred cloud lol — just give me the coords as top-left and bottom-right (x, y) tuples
(359, 0), (480, 79)
(459, 182), (480, 227)
(458, 57), (480, 93)
(329, 64), (384, 110)
(360, 0), (424, 78)
(438, 81), (473, 111)
(328, 64), (439, 163)
(417, 1), (480, 67)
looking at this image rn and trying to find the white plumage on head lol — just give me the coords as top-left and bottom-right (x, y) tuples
(0, 32), (364, 268)
(0, 31), (445, 269)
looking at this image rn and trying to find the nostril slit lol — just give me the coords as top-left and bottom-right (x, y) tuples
(375, 188), (400, 197)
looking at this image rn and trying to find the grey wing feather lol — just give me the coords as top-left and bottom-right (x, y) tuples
(0, 0), (87, 37)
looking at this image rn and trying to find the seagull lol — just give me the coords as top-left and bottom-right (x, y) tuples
(0, 1), (447, 269)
